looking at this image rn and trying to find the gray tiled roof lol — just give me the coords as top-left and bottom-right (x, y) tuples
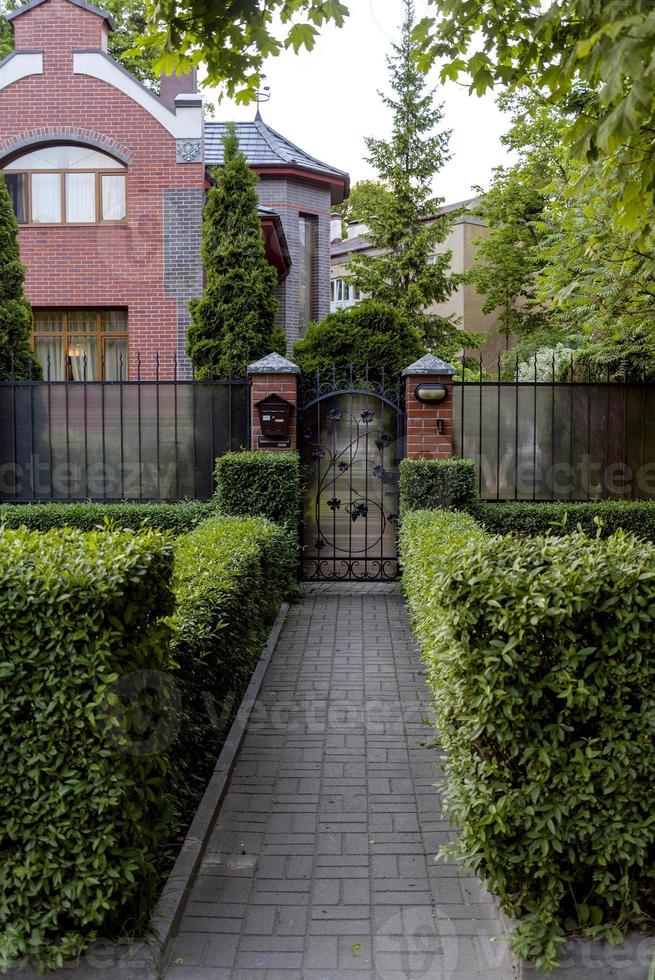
(205, 116), (348, 182)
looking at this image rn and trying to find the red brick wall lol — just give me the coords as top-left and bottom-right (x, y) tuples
(0, 0), (205, 379)
(250, 373), (298, 452)
(404, 374), (454, 459)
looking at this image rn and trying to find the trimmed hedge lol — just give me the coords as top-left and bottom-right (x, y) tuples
(399, 458), (477, 513)
(168, 515), (296, 815)
(214, 451), (301, 530)
(399, 456), (655, 542)
(0, 525), (176, 970)
(0, 500), (213, 535)
(474, 498), (655, 541)
(401, 509), (655, 968)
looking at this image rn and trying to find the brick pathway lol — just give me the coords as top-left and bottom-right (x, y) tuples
(166, 585), (515, 980)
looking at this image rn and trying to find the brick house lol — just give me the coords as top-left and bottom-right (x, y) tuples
(0, 0), (349, 380)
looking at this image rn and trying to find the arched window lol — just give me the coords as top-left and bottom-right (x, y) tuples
(3, 145), (127, 225)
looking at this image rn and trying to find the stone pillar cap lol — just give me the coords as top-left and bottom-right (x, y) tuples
(402, 354), (457, 377)
(247, 353), (300, 375)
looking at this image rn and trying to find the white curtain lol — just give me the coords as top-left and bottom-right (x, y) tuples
(31, 174), (61, 223)
(69, 337), (97, 381)
(66, 173), (96, 223)
(101, 175), (126, 221)
(35, 338), (66, 381)
(104, 338), (128, 381)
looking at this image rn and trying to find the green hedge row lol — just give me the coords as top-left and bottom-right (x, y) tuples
(401, 509), (655, 968)
(1, 525), (176, 970)
(474, 498), (655, 541)
(399, 458), (477, 513)
(399, 456), (655, 541)
(168, 515), (296, 816)
(214, 451), (301, 532)
(0, 500), (214, 535)
(1, 512), (296, 970)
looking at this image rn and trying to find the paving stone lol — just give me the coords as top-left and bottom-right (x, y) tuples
(160, 589), (512, 980)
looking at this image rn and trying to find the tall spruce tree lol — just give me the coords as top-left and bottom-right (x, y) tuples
(347, 0), (474, 355)
(0, 175), (41, 380)
(187, 125), (286, 377)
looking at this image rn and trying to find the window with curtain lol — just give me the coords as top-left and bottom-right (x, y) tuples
(33, 310), (128, 380)
(299, 215), (317, 333)
(3, 145), (126, 225)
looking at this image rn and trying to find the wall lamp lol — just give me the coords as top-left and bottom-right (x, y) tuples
(414, 382), (448, 403)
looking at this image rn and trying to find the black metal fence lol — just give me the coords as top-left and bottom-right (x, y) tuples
(0, 378), (250, 502)
(453, 355), (655, 501)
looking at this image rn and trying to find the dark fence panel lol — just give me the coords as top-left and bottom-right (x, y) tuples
(453, 380), (655, 501)
(0, 380), (250, 502)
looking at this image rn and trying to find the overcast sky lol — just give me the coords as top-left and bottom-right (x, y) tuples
(204, 0), (513, 207)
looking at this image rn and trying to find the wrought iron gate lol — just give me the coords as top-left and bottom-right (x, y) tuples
(300, 372), (405, 581)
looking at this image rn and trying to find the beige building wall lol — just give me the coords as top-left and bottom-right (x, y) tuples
(330, 210), (509, 372)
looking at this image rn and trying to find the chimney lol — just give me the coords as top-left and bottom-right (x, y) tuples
(160, 69), (198, 111)
(330, 213), (343, 243)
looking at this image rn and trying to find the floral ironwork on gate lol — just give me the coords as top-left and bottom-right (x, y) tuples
(300, 368), (405, 582)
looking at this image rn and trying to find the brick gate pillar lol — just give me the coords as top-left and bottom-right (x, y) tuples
(247, 353), (301, 452)
(402, 354), (457, 459)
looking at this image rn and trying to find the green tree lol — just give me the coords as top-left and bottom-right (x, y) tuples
(0, 0), (162, 86)
(138, 0), (348, 102)
(414, 0), (655, 235)
(292, 300), (424, 387)
(346, 0), (474, 358)
(335, 180), (392, 232)
(0, 175), (41, 380)
(187, 125), (285, 378)
(467, 91), (578, 340)
(536, 176), (655, 379)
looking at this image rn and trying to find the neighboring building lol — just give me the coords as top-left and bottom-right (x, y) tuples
(330, 199), (507, 368)
(0, 0), (348, 380)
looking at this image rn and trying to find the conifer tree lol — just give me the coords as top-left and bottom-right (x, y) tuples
(0, 175), (41, 380)
(347, 0), (476, 355)
(188, 125), (285, 377)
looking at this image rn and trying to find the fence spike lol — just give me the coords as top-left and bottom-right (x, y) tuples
(552, 349), (556, 383)
(137, 350), (142, 382)
(479, 352), (483, 383)
(173, 351), (178, 383)
(497, 352), (501, 383)
(47, 351), (51, 382)
(156, 350), (160, 383)
(534, 353), (538, 383)
(515, 352), (519, 383)
(119, 351), (123, 382)
(83, 353), (87, 383)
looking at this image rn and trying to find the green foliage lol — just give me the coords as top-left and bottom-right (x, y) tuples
(415, 0), (655, 237)
(0, 525), (175, 969)
(399, 458), (477, 513)
(474, 499), (655, 543)
(137, 0), (348, 101)
(0, 0), (161, 86)
(188, 126), (285, 378)
(215, 451), (301, 532)
(345, 1), (468, 356)
(293, 300), (424, 388)
(466, 91), (574, 340)
(401, 509), (655, 968)
(168, 514), (295, 817)
(535, 174), (655, 379)
(334, 179), (392, 232)
(0, 500), (213, 534)
(0, 174), (41, 381)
